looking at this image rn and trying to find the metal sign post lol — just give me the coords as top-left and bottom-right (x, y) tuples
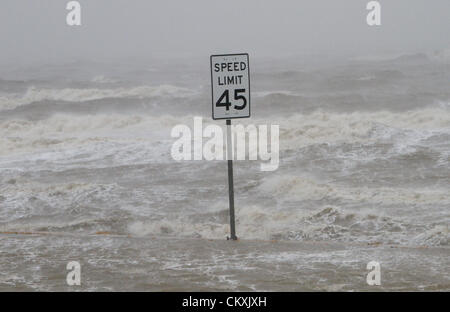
(226, 119), (237, 240)
(210, 53), (250, 241)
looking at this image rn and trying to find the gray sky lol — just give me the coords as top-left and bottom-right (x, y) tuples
(0, 0), (449, 65)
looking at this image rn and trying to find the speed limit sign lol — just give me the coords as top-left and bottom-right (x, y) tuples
(210, 53), (250, 120)
(210, 53), (251, 240)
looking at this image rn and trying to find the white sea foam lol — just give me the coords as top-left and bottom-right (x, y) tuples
(0, 181), (117, 223)
(413, 225), (449, 246)
(258, 174), (450, 205)
(1, 107), (449, 160)
(276, 108), (450, 150)
(252, 90), (298, 97)
(127, 204), (447, 246)
(127, 204), (288, 240)
(0, 113), (192, 157)
(90, 75), (118, 84)
(0, 85), (199, 111)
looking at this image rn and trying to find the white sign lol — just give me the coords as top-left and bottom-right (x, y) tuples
(210, 53), (250, 120)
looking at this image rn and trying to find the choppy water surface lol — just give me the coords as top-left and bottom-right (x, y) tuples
(0, 53), (449, 291)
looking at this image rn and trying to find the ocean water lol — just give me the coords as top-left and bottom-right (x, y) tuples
(0, 53), (449, 291)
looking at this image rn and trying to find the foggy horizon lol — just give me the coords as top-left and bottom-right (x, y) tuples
(1, 0), (449, 67)
(0, 0), (449, 293)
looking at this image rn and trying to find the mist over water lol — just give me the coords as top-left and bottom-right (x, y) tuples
(1, 0), (450, 291)
(0, 51), (449, 290)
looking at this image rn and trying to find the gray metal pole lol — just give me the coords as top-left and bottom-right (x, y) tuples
(226, 119), (237, 240)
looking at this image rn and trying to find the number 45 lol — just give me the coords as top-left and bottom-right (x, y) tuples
(216, 89), (247, 111)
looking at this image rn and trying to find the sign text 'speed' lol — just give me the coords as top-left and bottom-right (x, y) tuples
(214, 62), (247, 86)
(214, 62), (247, 72)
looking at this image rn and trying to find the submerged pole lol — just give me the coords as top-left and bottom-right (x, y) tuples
(226, 119), (237, 240)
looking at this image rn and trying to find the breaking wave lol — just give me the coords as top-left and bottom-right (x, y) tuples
(258, 174), (450, 205)
(277, 108), (450, 149)
(0, 85), (199, 111)
(0, 113), (192, 156)
(1, 107), (449, 157)
(127, 205), (448, 246)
